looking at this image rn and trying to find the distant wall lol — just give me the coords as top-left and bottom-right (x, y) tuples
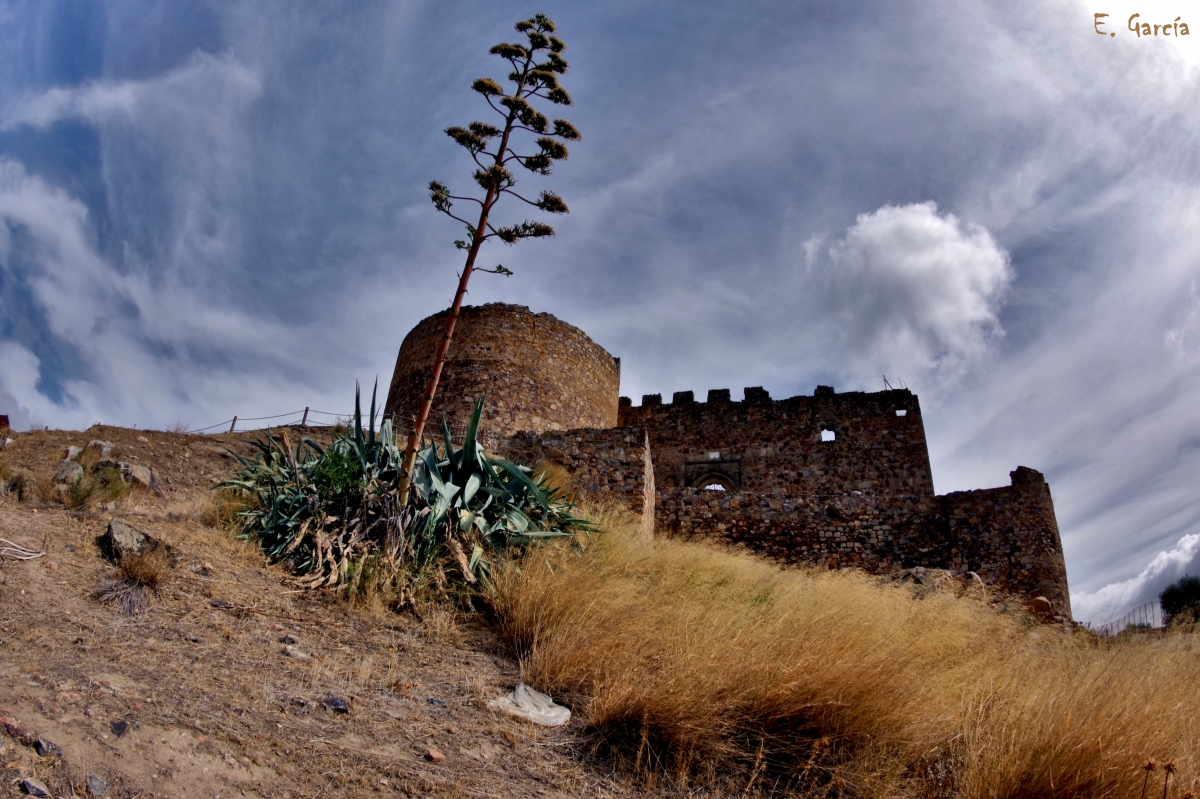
(385, 304), (621, 447)
(503, 426), (655, 540)
(656, 466), (1071, 616)
(619, 386), (934, 498)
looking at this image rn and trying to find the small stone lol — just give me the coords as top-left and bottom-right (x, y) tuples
(136, 436), (148, 443)
(425, 749), (445, 762)
(33, 738), (61, 757)
(268, 624), (284, 632)
(320, 696), (349, 714)
(55, 459), (84, 485)
(86, 773), (110, 797)
(19, 778), (51, 797)
(281, 645), (313, 663)
(1028, 596), (1054, 617)
(280, 634), (299, 645)
(65, 446), (83, 460)
(110, 719), (129, 739)
(87, 440), (115, 458)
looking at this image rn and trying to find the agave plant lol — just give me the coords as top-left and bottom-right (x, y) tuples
(220, 382), (403, 585)
(221, 387), (587, 590)
(409, 394), (590, 584)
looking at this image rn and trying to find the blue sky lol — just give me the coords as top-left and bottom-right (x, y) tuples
(2, 0), (1200, 621)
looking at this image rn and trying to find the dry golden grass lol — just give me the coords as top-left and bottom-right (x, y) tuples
(96, 545), (176, 615)
(491, 503), (1200, 798)
(199, 487), (252, 530)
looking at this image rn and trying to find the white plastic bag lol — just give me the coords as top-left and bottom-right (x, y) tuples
(487, 682), (571, 726)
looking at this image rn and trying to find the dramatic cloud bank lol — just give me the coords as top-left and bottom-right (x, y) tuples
(2, 0), (1199, 621)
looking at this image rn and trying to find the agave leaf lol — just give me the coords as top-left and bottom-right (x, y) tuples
(462, 473), (482, 505)
(492, 459), (550, 509)
(457, 394), (486, 485)
(441, 414), (458, 475)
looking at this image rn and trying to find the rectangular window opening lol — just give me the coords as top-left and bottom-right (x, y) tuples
(821, 429), (836, 442)
(895, 409), (908, 417)
(707, 451), (720, 460)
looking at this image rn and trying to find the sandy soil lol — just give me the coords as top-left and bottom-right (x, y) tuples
(0, 425), (641, 799)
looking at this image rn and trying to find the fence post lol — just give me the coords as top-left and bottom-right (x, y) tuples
(229, 416), (237, 433)
(301, 407), (309, 428)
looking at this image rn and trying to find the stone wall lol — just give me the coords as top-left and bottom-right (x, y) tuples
(655, 467), (1071, 616)
(619, 386), (934, 497)
(384, 304), (621, 448)
(502, 426), (655, 540)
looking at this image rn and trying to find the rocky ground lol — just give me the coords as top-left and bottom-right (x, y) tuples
(0, 425), (642, 799)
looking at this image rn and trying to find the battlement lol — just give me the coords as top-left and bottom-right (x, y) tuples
(619, 385), (934, 498)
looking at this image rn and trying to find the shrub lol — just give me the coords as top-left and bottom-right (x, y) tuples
(221, 387), (587, 595)
(1161, 575), (1200, 625)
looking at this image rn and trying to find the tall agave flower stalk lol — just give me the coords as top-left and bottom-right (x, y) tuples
(396, 13), (579, 505)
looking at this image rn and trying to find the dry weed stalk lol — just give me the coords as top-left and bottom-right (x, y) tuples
(491, 502), (1200, 798)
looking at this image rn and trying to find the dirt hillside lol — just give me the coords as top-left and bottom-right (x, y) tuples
(0, 425), (641, 799)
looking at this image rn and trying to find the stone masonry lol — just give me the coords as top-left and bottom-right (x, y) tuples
(386, 303), (1073, 618)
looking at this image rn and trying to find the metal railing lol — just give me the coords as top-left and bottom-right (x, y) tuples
(1086, 601), (1164, 637)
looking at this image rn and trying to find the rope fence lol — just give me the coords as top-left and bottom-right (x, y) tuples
(182, 407), (472, 444)
(182, 407), (362, 435)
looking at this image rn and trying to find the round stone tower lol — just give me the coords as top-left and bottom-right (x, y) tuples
(384, 303), (621, 445)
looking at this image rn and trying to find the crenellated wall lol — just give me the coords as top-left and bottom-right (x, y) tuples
(386, 306), (1072, 617)
(618, 386), (934, 497)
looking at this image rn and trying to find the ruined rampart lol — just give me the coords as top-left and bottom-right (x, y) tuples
(503, 426), (655, 541)
(386, 305), (1072, 617)
(384, 304), (620, 447)
(618, 386), (934, 497)
(657, 466), (1070, 616)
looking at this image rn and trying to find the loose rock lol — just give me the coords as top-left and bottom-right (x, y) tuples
(321, 696), (349, 714)
(425, 749), (445, 762)
(280, 633), (300, 645)
(281, 645), (314, 663)
(55, 459), (84, 485)
(87, 440), (115, 458)
(19, 778), (51, 797)
(1029, 596), (1054, 617)
(86, 773), (110, 797)
(65, 445), (83, 460)
(33, 738), (61, 757)
(96, 519), (177, 565)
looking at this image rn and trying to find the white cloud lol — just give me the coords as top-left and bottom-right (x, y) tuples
(805, 202), (1012, 388)
(1071, 533), (1200, 623)
(0, 342), (40, 430)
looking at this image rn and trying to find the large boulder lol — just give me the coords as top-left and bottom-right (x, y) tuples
(96, 519), (177, 564)
(55, 459), (84, 485)
(95, 459), (161, 495)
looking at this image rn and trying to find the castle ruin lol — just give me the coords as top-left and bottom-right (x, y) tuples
(385, 303), (1072, 618)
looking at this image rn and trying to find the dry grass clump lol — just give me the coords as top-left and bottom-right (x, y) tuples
(0, 459), (27, 501)
(96, 546), (175, 615)
(199, 488), (252, 530)
(491, 505), (1200, 798)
